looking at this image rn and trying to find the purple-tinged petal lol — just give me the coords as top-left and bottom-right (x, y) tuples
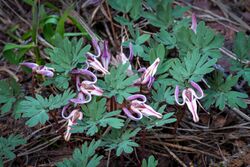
(182, 88), (200, 122)
(61, 104), (70, 119)
(70, 92), (91, 104)
(175, 86), (185, 106)
(147, 76), (155, 89)
(138, 67), (146, 73)
(191, 13), (197, 33)
(71, 69), (97, 84)
(36, 66), (54, 77)
(92, 39), (101, 57)
(80, 82), (103, 96)
(127, 94), (147, 103)
(190, 81), (204, 99)
(101, 40), (110, 70)
(185, 99), (199, 122)
(129, 43), (133, 62)
(122, 107), (143, 121)
(20, 62), (38, 70)
(87, 55), (109, 75)
(140, 58), (160, 85)
(76, 76), (81, 91)
(138, 103), (162, 119)
(64, 109), (83, 141)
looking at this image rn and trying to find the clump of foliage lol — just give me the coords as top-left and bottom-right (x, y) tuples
(1, 0), (250, 166)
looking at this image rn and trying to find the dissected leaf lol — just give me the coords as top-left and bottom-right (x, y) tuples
(57, 140), (103, 167)
(15, 89), (75, 127)
(98, 63), (139, 104)
(72, 98), (124, 136)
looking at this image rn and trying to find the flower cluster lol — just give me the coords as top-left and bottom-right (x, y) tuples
(21, 25), (206, 141)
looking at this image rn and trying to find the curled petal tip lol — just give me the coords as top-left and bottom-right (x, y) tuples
(190, 81), (204, 99)
(127, 94), (147, 103)
(37, 69), (54, 77)
(122, 107), (143, 121)
(92, 39), (101, 57)
(72, 69), (97, 84)
(81, 83), (103, 96)
(69, 92), (91, 104)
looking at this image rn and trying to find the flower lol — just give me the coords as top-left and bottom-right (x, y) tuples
(110, 43), (134, 76)
(135, 58), (160, 88)
(122, 94), (162, 121)
(191, 13), (197, 33)
(86, 54), (109, 75)
(20, 62), (55, 77)
(70, 69), (103, 104)
(70, 92), (91, 104)
(61, 106), (83, 141)
(174, 81), (204, 122)
(101, 40), (110, 70)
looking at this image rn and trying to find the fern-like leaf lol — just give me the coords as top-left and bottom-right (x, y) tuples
(15, 89), (75, 127)
(56, 140), (103, 167)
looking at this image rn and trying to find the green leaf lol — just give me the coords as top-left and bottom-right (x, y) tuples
(0, 78), (21, 114)
(3, 43), (35, 64)
(0, 134), (26, 162)
(175, 21), (224, 58)
(43, 74), (70, 90)
(56, 7), (72, 36)
(203, 72), (248, 110)
(108, 0), (133, 13)
(136, 34), (151, 45)
(46, 35), (89, 74)
(140, 104), (176, 129)
(72, 97), (124, 136)
(98, 63), (139, 104)
(230, 32), (250, 85)
(143, 0), (173, 28)
(169, 49), (217, 84)
(102, 128), (141, 156)
(57, 140), (103, 167)
(142, 155), (158, 167)
(154, 29), (176, 49)
(233, 32), (250, 60)
(15, 89), (75, 127)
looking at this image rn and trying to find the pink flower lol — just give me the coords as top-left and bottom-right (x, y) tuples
(191, 13), (197, 33)
(86, 54), (109, 75)
(110, 43), (134, 76)
(122, 94), (162, 121)
(70, 69), (103, 104)
(20, 62), (55, 77)
(175, 81), (204, 122)
(61, 106), (83, 141)
(135, 58), (160, 88)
